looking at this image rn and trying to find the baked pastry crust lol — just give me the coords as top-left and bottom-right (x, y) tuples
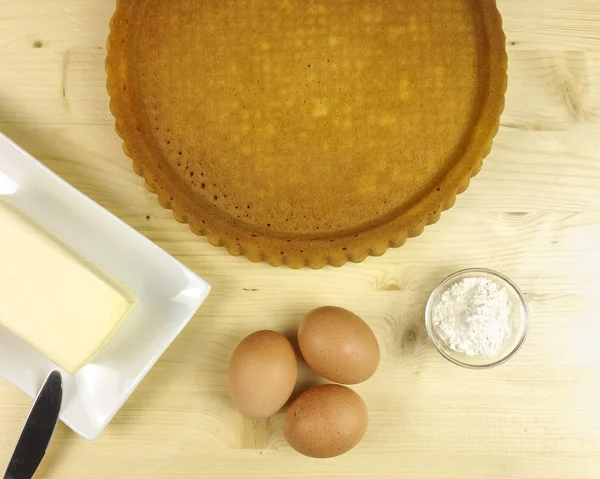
(106, 0), (507, 268)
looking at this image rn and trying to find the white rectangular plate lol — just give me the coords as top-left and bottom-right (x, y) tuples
(0, 132), (210, 440)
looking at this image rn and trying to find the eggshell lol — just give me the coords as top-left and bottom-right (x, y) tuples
(298, 306), (380, 384)
(228, 330), (297, 419)
(283, 384), (368, 458)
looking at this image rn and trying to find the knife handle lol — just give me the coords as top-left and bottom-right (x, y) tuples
(3, 371), (63, 479)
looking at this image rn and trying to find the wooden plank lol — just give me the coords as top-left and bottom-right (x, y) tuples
(501, 0), (600, 51)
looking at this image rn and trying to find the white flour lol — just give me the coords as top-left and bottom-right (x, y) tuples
(432, 277), (513, 357)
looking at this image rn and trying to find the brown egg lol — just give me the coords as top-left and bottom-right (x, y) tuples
(228, 330), (297, 419)
(284, 384), (368, 458)
(298, 306), (380, 384)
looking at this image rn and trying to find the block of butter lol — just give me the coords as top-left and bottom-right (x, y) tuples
(0, 202), (136, 374)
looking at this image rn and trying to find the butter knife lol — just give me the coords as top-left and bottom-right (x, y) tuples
(3, 371), (63, 479)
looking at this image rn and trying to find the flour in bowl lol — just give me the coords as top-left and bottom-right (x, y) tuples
(432, 277), (512, 357)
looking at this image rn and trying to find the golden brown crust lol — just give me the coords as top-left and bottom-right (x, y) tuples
(106, 0), (507, 268)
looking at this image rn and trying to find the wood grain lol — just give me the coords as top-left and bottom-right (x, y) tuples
(1, 0), (600, 478)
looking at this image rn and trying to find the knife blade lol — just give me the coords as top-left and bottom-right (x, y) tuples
(3, 371), (63, 479)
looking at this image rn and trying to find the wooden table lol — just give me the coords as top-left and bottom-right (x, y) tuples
(1, 1), (600, 477)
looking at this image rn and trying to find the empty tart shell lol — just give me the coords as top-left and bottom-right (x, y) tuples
(106, 0), (507, 268)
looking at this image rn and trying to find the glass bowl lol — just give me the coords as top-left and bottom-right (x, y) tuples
(425, 268), (530, 369)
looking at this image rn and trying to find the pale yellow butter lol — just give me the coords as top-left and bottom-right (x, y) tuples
(0, 202), (136, 374)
